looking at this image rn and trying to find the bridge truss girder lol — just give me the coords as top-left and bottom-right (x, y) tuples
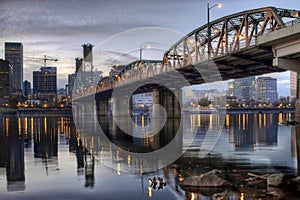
(163, 7), (299, 69)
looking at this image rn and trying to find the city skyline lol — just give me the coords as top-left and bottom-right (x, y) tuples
(0, 0), (298, 95)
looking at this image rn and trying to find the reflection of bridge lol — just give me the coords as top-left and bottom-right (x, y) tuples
(74, 7), (300, 119)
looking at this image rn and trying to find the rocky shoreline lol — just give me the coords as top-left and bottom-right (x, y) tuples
(174, 156), (300, 199)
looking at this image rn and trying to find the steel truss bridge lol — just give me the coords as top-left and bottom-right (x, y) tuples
(74, 7), (300, 99)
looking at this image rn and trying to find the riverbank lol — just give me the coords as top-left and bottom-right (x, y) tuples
(174, 155), (300, 199)
(185, 107), (295, 114)
(1, 108), (73, 117)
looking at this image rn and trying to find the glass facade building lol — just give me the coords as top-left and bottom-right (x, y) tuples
(233, 76), (255, 102)
(4, 42), (23, 95)
(0, 59), (11, 101)
(253, 77), (278, 103)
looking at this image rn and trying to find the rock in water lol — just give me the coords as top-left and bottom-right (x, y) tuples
(267, 174), (285, 187)
(181, 170), (231, 187)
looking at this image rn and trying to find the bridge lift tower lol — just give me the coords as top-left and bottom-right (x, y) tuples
(82, 43), (94, 88)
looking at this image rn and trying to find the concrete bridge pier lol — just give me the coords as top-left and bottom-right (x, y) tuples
(153, 88), (182, 119)
(296, 72), (300, 176)
(97, 99), (109, 116)
(112, 96), (132, 117)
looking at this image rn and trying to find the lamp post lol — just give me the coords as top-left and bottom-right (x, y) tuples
(139, 45), (151, 62)
(207, 3), (222, 61)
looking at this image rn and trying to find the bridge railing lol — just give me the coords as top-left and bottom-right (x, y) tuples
(284, 18), (300, 27)
(162, 7), (300, 70)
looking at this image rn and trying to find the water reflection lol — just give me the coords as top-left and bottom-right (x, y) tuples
(0, 117), (25, 191)
(0, 112), (298, 199)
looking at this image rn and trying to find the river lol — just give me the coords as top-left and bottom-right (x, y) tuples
(0, 112), (298, 199)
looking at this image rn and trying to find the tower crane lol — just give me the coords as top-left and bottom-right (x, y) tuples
(41, 55), (58, 67)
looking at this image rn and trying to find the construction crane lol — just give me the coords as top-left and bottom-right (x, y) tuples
(41, 55), (58, 67)
(24, 55), (58, 67)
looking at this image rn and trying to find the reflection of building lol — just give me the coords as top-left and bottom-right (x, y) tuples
(228, 113), (278, 150)
(23, 80), (31, 98)
(4, 42), (23, 96)
(34, 118), (58, 158)
(0, 118), (25, 185)
(290, 71), (297, 98)
(0, 59), (11, 102)
(253, 77), (278, 103)
(6, 118), (25, 182)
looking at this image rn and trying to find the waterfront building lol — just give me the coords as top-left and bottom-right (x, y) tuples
(253, 77), (278, 103)
(23, 80), (31, 98)
(227, 81), (234, 96)
(4, 42), (23, 96)
(33, 67), (57, 101)
(132, 93), (153, 108)
(33, 67), (57, 94)
(0, 59), (11, 103)
(232, 76), (255, 102)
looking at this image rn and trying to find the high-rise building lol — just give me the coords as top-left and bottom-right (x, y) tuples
(23, 80), (31, 98)
(4, 42), (23, 95)
(33, 67), (57, 94)
(67, 73), (77, 97)
(227, 81), (234, 96)
(0, 59), (11, 102)
(233, 76), (255, 102)
(253, 77), (278, 103)
(290, 71), (297, 98)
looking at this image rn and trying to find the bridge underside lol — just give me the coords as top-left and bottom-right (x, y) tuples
(91, 46), (283, 98)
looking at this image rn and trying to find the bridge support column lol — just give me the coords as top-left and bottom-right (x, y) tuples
(296, 72), (300, 176)
(112, 96), (132, 117)
(97, 99), (109, 116)
(153, 88), (182, 118)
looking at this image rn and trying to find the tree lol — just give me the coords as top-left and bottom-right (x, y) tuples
(198, 98), (209, 107)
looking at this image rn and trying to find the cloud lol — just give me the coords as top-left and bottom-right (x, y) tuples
(1, 0), (298, 92)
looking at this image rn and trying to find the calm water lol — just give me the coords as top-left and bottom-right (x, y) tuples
(0, 112), (298, 199)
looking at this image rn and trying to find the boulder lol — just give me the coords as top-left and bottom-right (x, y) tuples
(267, 173), (285, 187)
(181, 169), (231, 188)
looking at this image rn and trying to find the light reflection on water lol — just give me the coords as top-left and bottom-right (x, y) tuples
(0, 112), (297, 199)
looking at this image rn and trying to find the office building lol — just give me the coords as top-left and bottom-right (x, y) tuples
(33, 67), (57, 94)
(227, 81), (234, 96)
(233, 76), (255, 102)
(4, 42), (23, 95)
(23, 80), (31, 98)
(253, 77), (278, 103)
(0, 59), (11, 102)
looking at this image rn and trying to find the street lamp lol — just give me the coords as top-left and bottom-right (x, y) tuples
(207, 3), (222, 61)
(139, 45), (151, 62)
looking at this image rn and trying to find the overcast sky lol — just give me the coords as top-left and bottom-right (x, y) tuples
(0, 0), (299, 96)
